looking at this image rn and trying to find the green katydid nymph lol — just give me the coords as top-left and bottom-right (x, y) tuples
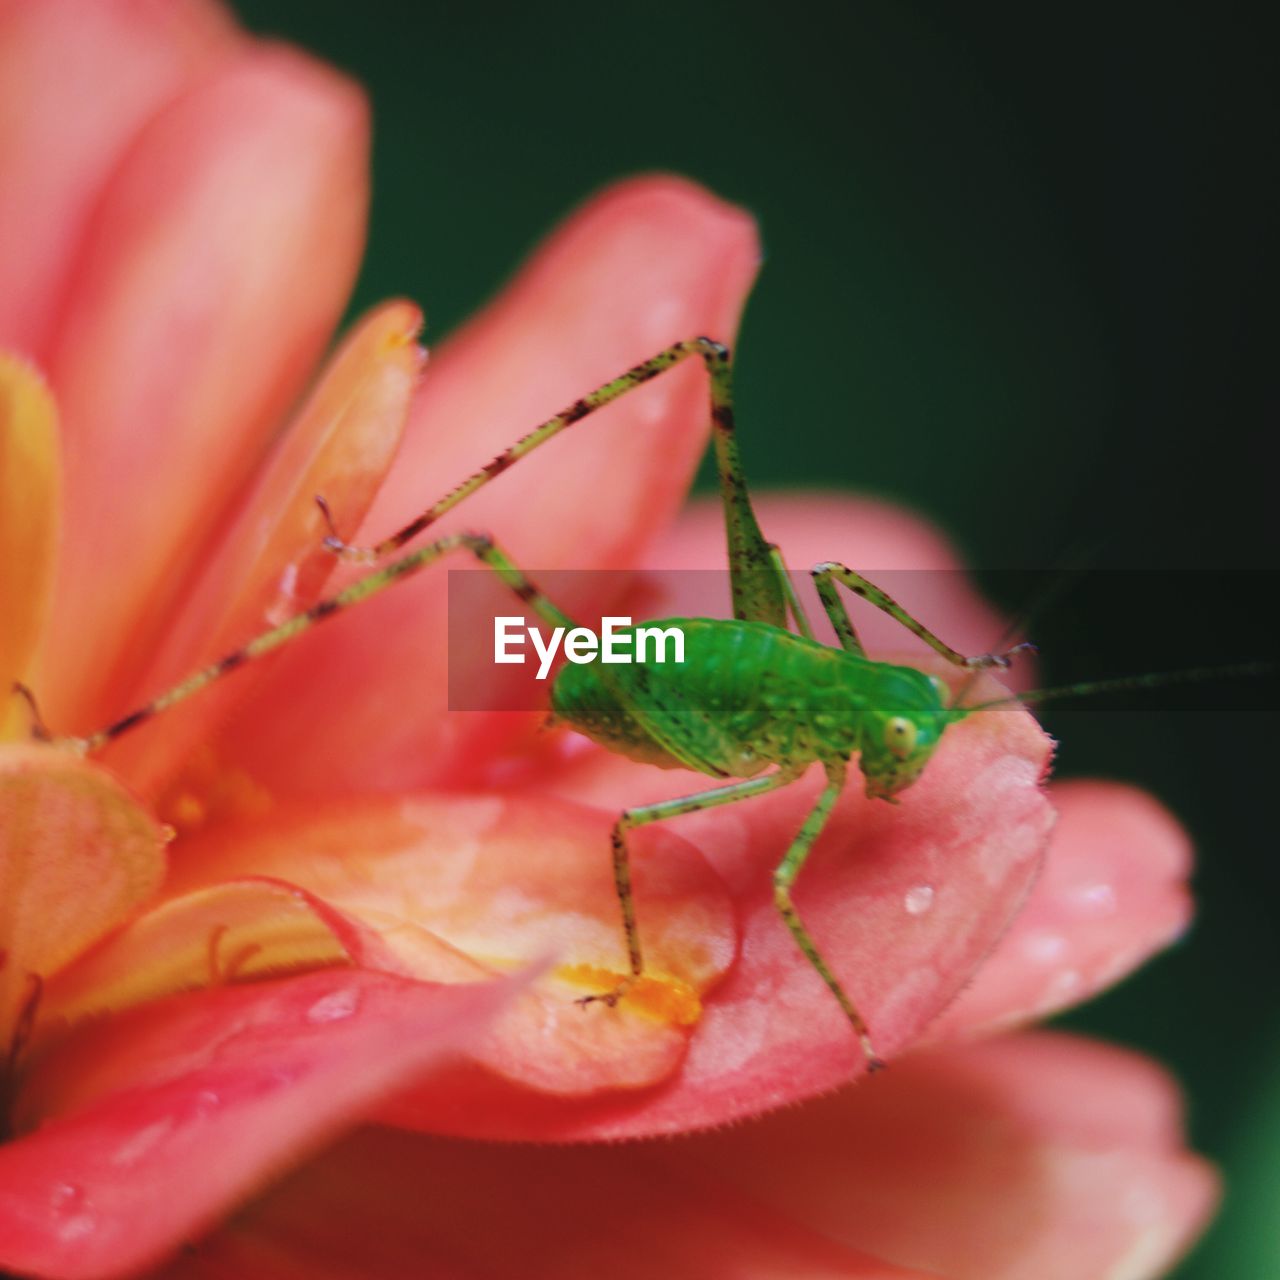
(28, 336), (1227, 1072)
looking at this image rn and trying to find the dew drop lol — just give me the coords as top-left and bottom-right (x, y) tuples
(50, 1183), (95, 1242)
(50, 1182), (84, 1212)
(191, 1089), (222, 1117)
(1048, 968), (1082, 998)
(1072, 882), (1118, 916)
(265, 562), (301, 627)
(307, 986), (360, 1024)
(903, 884), (935, 916)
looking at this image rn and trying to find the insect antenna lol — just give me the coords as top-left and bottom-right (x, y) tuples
(947, 544), (1103, 713)
(954, 660), (1272, 718)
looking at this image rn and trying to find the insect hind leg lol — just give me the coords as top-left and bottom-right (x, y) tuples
(71, 531), (573, 754)
(313, 337), (788, 629)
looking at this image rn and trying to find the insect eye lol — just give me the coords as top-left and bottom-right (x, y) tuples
(884, 716), (917, 759)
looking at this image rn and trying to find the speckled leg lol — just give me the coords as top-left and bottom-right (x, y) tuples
(772, 763), (883, 1070)
(578, 770), (795, 1009)
(811, 562), (1026, 669)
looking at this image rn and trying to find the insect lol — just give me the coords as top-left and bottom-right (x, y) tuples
(35, 337), (1081, 1070)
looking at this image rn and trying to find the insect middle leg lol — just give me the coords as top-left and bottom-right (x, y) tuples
(579, 770), (796, 1009)
(771, 762), (882, 1070)
(811, 562), (1030, 669)
(318, 337), (791, 630)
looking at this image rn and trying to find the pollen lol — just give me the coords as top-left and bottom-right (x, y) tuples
(558, 964), (703, 1027)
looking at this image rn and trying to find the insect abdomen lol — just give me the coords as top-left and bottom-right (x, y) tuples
(550, 618), (867, 778)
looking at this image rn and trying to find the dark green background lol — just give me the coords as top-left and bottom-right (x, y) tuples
(235, 3), (1277, 1273)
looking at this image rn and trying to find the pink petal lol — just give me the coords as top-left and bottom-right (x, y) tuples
(685, 1032), (1218, 1280)
(42, 42), (368, 734)
(163, 792), (735, 1102)
(926, 779), (1194, 1040)
(151, 1033), (1212, 1280)
(486, 683), (1053, 1140)
(217, 176), (760, 795)
(171, 691), (1050, 1142)
(0, 970), (516, 1280)
(154, 1132), (934, 1280)
(0, 0), (235, 359)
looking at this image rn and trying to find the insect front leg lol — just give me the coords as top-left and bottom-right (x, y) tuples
(578, 771), (795, 1010)
(772, 763), (883, 1071)
(811, 562), (1031, 669)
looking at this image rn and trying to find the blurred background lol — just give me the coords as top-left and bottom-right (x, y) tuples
(235, 3), (1276, 1273)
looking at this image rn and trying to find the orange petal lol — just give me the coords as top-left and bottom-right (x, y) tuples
(0, 745), (166, 1052)
(0, 0), (234, 359)
(149, 1034), (1213, 1280)
(43, 42), (369, 733)
(37, 876), (409, 1043)
(99, 301), (423, 802)
(0, 970), (517, 1279)
(925, 779), (1194, 1041)
(0, 353), (60, 740)
(218, 176), (761, 796)
(164, 791), (736, 1102)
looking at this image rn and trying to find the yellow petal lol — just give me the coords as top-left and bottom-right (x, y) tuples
(0, 745), (166, 1053)
(0, 353), (60, 740)
(38, 877), (371, 1043)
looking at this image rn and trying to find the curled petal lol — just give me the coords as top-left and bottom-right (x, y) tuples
(43, 42), (369, 732)
(38, 877), (404, 1041)
(0, 970), (518, 1280)
(166, 792), (735, 1103)
(219, 176), (761, 795)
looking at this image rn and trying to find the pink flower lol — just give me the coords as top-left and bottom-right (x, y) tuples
(0, 2), (1217, 1275)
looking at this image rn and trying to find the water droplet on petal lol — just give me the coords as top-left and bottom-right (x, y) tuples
(192, 1089), (222, 1116)
(1048, 968), (1082, 998)
(904, 884), (935, 916)
(111, 1117), (174, 1167)
(1072, 882), (1118, 916)
(1024, 930), (1067, 964)
(50, 1184), (95, 1242)
(50, 1183), (84, 1211)
(265, 563), (301, 627)
(307, 986), (360, 1024)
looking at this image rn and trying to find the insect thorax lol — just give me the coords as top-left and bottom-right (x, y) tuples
(550, 618), (870, 779)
